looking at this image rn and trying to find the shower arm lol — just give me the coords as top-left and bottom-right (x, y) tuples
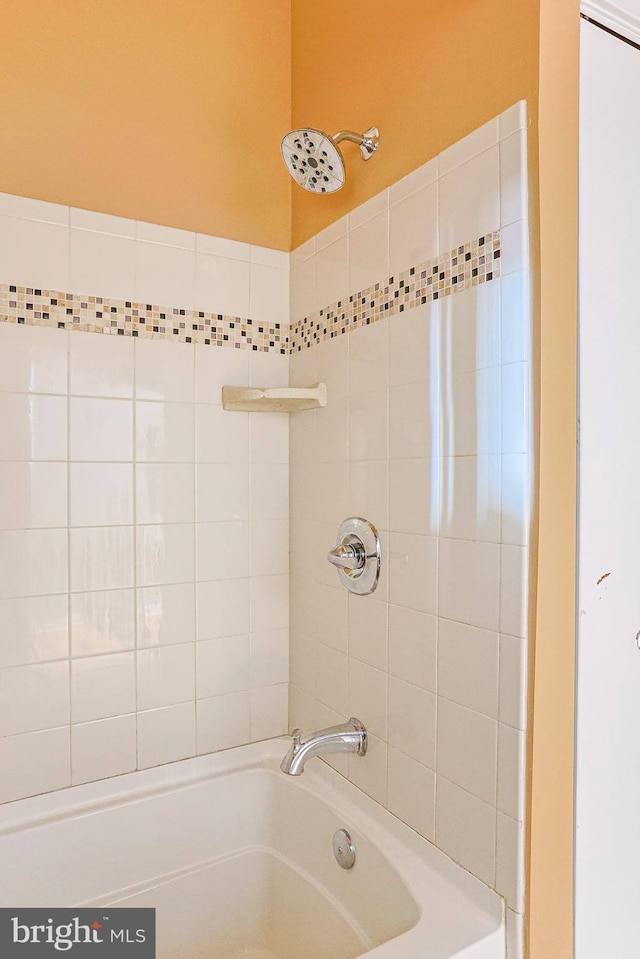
(332, 127), (379, 160)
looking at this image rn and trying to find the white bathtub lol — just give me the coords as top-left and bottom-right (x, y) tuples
(0, 739), (505, 959)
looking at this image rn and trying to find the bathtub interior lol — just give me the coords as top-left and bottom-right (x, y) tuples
(1, 764), (416, 959)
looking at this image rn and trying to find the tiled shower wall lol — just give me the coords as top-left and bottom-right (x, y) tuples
(0, 199), (290, 803)
(288, 102), (530, 957)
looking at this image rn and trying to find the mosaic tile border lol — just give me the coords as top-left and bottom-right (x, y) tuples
(0, 231), (500, 355)
(0, 287), (288, 354)
(289, 231), (501, 352)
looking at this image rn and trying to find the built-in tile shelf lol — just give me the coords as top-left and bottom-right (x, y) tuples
(222, 383), (326, 412)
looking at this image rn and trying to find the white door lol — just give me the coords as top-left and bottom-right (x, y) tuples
(576, 11), (640, 956)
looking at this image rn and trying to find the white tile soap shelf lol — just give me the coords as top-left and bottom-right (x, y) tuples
(222, 383), (326, 412)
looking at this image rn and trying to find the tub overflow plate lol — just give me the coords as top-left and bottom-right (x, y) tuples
(333, 828), (356, 869)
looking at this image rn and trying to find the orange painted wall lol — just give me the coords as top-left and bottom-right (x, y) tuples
(291, 0), (540, 247)
(0, 0), (291, 250)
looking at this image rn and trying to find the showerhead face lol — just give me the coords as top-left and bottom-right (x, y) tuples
(281, 128), (345, 194)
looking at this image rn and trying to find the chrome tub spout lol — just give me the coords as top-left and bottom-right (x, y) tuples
(280, 717), (367, 776)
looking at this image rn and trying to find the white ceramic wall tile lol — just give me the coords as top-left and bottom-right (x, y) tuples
(197, 464), (249, 523)
(0, 661), (69, 735)
(195, 253), (250, 317)
(389, 182), (438, 276)
(439, 147), (500, 253)
(0, 193), (68, 225)
(316, 643), (348, 715)
(499, 101), (526, 139)
(497, 722), (526, 821)
(249, 629), (289, 687)
(389, 380), (433, 459)
(501, 271), (530, 366)
(71, 588), (135, 657)
(388, 157), (438, 206)
(71, 652), (136, 723)
(136, 583), (196, 648)
(196, 521), (249, 582)
(251, 574), (288, 633)
(439, 455), (501, 543)
(439, 118), (499, 176)
(249, 263), (289, 325)
(70, 331), (134, 399)
(387, 677), (436, 768)
(197, 234), (250, 260)
(500, 132), (527, 227)
(249, 351), (289, 388)
(137, 644), (195, 710)
(71, 714), (137, 785)
(0, 529), (68, 598)
(196, 691), (250, 754)
(0, 393), (67, 461)
(438, 538), (500, 630)
(0, 216), (69, 289)
(0, 595), (68, 667)
(389, 459), (433, 535)
(250, 519), (288, 577)
(437, 698), (498, 804)
(500, 219), (528, 275)
(136, 463), (195, 525)
(70, 527), (134, 592)
(316, 235), (349, 307)
(500, 545), (528, 638)
(136, 221), (195, 250)
(70, 463), (133, 527)
(196, 406), (247, 463)
(70, 398), (133, 461)
(499, 634), (527, 731)
(135, 339), (194, 403)
(249, 683), (288, 740)
(438, 619), (499, 718)
(349, 212), (389, 295)
(348, 731), (388, 807)
(250, 463), (288, 521)
(388, 605), (437, 692)
(0, 209), (292, 802)
(137, 701), (196, 769)
(348, 658), (387, 738)
(348, 189), (388, 230)
(136, 401), (195, 463)
(388, 533), (438, 614)
(0, 727), (70, 804)
(136, 524), (195, 587)
(348, 594), (388, 671)
(0, 324), (68, 395)
(387, 746), (435, 841)
(314, 216), (348, 252)
(197, 578), (250, 640)
(70, 208), (136, 237)
(496, 812), (525, 911)
(287, 106), (530, 926)
(0, 462), (67, 530)
(70, 229), (136, 302)
(135, 241), (195, 310)
(435, 776), (496, 887)
(194, 344), (249, 403)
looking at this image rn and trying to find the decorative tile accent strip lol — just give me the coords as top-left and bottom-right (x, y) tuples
(289, 231), (501, 352)
(0, 286), (288, 354)
(0, 231), (499, 355)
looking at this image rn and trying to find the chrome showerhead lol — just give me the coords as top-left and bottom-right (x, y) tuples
(281, 126), (379, 194)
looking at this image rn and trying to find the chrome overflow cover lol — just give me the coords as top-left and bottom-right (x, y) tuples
(327, 517), (381, 595)
(333, 828), (356, 869)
